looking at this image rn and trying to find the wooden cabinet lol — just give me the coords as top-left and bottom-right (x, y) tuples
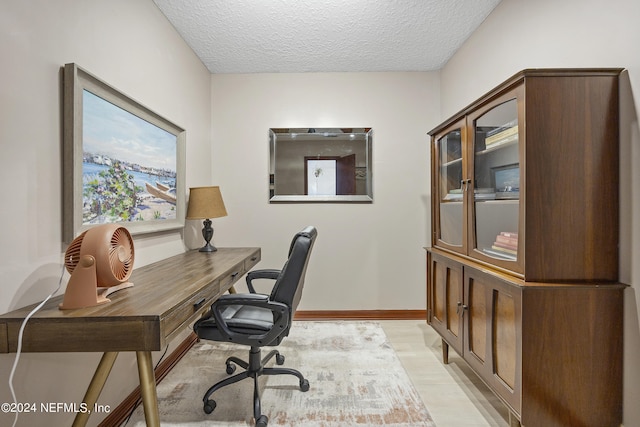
(426, 69), (625, 427)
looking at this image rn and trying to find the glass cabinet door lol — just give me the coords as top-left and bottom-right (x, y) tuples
(469, 94), (521, 266)
(434, 121), (466, 252)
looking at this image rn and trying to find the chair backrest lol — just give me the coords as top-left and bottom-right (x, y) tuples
(269, 226), (317, 315)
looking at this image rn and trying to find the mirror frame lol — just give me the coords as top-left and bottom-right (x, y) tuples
(269, 128), (373, 203)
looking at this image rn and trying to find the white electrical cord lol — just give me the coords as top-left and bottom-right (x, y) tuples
(8, 264), (65, 427)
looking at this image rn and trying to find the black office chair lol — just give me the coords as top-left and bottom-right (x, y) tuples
(193, 226), (317, 427)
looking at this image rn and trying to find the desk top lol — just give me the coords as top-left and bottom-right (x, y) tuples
(0, 247), (260, 353)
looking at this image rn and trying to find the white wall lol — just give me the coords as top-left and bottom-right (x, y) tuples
(440, 0), (640, 425)
(209, 72), (438, 310)
(0, 1), (212, 425)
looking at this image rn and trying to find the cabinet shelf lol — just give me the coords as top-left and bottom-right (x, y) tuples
(481, 247), (517, 261)
(474, 196), (519, 202)
(441, 157), (462, 167)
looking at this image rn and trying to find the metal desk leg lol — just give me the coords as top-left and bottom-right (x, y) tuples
(136, 351), (160, 427)
(72, 351), (119, 427)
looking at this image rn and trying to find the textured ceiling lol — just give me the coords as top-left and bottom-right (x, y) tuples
(153, 0), (502, 74)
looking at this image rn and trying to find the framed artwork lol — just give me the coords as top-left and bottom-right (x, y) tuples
(491, 163), (520, 199)
(63, 63), (186, 242)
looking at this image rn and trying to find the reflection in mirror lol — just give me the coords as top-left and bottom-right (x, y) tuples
(269, 128), (373, 202)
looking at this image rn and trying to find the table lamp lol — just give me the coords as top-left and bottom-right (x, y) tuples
(186, 186), (228, 252)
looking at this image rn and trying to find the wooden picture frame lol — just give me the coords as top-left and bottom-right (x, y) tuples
(63, 63), (186, 243)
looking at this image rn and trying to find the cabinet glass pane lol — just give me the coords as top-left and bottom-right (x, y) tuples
(473, 99), (519, 260)
(438, 129), (463, 246)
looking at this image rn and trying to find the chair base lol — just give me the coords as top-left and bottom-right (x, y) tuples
(202, 346), (309, 427)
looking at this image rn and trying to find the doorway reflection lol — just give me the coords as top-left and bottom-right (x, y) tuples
(269, 128), (372, 202)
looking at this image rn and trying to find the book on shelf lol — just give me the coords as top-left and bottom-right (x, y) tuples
(485, 128), (518, 147)
(491, 245), (517, 255)
(495, 234), (518, 247)
(486, 119), (518, 137)
(493, 241), (517, 251)
(490, 231), (518, 256)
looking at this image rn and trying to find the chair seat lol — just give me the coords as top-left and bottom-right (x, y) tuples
(196, 304), (275, 339)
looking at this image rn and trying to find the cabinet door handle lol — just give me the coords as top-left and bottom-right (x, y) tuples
(456, 302), (468, 315)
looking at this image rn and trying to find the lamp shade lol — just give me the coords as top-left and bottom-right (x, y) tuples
(186, 186), (228, 220)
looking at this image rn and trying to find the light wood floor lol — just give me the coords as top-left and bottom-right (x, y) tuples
(380, 320), (511, 427)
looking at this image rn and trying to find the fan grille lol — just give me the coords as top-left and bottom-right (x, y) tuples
(64, 225), (135, 284)
(109, 227), (134, 281)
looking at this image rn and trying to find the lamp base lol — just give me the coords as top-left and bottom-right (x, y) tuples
(199, 243), (218, 252)
(199, 219), (217, 252)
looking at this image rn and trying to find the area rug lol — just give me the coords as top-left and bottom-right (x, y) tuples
(129, 321), (436, 426)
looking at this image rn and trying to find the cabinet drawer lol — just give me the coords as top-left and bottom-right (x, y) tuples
(162, 279), (221, 341)
(162, 251), (259, 343)
(220, 261), (246, 293)
(245, 249), (261, 272)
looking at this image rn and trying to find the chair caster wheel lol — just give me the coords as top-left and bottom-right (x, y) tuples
(256, 414), (268, 426)
(226, 363), (236, 374)
(203, 399), (216, 414)
(276, 354), (285, 365)
(300, 378), (310, 392)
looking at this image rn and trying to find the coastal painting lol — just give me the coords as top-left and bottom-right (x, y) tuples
(63, 63), (186, 241)
(82, 90), (177, 225)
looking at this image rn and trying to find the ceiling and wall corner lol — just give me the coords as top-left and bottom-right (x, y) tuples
(152, 0), (502, 73)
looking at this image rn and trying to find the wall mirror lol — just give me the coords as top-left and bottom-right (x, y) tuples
(269, 128), (373, 202)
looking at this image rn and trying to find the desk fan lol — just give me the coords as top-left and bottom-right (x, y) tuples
(59, 223), (135, 310)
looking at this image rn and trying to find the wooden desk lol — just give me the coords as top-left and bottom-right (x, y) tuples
(0, 247), (261, 427)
